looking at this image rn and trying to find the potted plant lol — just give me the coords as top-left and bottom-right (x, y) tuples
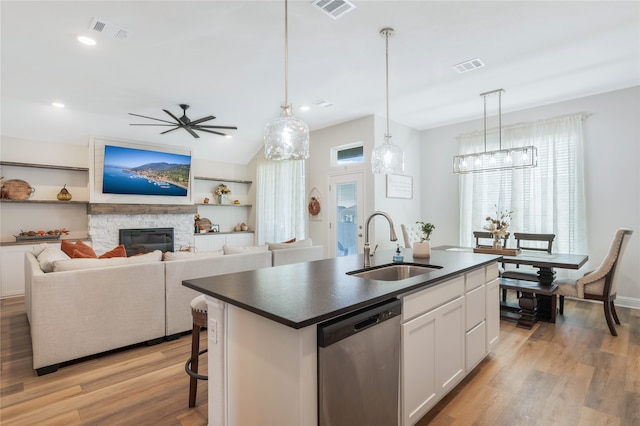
(414, 221), (435, 258)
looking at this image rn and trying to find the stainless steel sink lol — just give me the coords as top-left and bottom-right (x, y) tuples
(346, 263), (442, 281)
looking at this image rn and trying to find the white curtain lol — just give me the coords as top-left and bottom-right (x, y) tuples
(256, 156), (307, 244)
(459, 113), (587, 254)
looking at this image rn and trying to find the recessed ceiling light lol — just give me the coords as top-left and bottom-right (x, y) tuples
(299, 105), (310, 112)
(224, 135), (232, 139)
(77, 36), (96, 46)
(51, 102), (65, 108)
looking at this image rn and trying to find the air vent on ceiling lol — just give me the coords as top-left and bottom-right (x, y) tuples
(453, 58), (485, 74)
(89, 17), (130, 40)
(312, 0), (356, 20)
(312, 99), (334, 108)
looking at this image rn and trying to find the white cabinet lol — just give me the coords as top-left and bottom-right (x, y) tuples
(1, 244), (36, 297)
(485, 264), (500, 351)
(401, 276), (465, 426)
(194, 232), (255, 252)
(401, 262), (500, 425)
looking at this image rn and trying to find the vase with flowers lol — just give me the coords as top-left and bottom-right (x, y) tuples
(413, 221), (435, 258)
(215, 183), (232, 205)
(483, 206), (512, 249)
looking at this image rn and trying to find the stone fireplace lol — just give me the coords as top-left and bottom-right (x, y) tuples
(87, 204), (196, 254)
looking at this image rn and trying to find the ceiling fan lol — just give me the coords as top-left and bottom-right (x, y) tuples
(129, 104), (238, 139)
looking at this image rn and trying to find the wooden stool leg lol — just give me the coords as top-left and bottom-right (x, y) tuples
(188, 323), (200, 408)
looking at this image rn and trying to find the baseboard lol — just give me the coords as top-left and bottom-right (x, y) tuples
(616, 296), (640, 310)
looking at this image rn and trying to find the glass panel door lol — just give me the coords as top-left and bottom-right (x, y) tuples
(329, 173), (364, 257)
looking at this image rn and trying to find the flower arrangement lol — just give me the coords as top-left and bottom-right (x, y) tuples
(215, 184), (231, 196)
(416, 221), (435, 242)
(483, 206), (512, 239)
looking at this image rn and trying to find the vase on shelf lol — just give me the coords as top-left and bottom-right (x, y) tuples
(218, 194), (229, 205)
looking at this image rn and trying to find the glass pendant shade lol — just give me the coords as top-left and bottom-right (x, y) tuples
(264, 105), (309, 160)
(372, 135), (404, 174)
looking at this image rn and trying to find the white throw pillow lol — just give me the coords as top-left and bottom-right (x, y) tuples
(31, 243), (51, 257)
(37, 247), (71, 272)
(223, 244), (269, 255)
(52, 250), (163, 272)
(163, 250), (224, 261)
(267, 239), (313, 251)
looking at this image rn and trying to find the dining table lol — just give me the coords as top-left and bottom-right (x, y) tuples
(434, 245), (589, 328)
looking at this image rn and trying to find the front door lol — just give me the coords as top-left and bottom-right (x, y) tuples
(328, 172), (364, 258)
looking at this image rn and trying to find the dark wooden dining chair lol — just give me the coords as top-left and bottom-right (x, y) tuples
(500, 233), (555, 301)
(473, 231), (509, 248)
(555, 228), (633, 336)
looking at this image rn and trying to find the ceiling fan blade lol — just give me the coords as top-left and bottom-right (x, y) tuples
(196, 125), (238, 130)
(130, 124), (177, 127)
(128, 113), (176, 125)
(196, 128), (229, 137)
(163, 109), (184, 124)
(160, 126), (181, 135)
(185, 126), (200, 138)
(189, 115), (216, 126)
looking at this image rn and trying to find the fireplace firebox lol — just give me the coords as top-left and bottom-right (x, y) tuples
(119, 228), (174, 256)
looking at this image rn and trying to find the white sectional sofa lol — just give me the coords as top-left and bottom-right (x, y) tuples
(24, 241), (323, 375)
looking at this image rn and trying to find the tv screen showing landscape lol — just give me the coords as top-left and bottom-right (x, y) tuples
(102, 145), (191, 196)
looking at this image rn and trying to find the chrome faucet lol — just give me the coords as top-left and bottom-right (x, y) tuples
(363, 211), (398, 268)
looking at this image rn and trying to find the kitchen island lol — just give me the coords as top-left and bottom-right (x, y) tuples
(183, 248), (500, 426)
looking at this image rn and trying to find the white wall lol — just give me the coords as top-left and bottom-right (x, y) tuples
(421, 87), (640, 307)
(307, 115), (421, 256)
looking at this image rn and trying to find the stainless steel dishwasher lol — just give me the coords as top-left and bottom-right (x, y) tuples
(318, 298), (401, 426)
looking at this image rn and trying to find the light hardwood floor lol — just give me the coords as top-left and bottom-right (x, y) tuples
(1, 296), (638, 425)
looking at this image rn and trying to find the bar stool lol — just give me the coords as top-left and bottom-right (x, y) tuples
(185, 295), (208, 407)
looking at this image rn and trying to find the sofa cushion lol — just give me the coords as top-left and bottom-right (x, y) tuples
(37, 247), (71, 272)
(98, 244), (127, 259)
(32, 243), (51, 257)
(61, 240), (97, 258)
(163, 250), (224, 261)
(223, 244), (269, 255)
(52, 250), (162, 272)
(267, 238), (313, 251)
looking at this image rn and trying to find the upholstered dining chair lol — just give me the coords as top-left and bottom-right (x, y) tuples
(555, 228), (633, 336)
(401, 224), (422, 249)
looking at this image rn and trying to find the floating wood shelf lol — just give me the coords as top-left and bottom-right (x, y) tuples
(87, 203), (197, 215)
(194, 176), (252, 185)
(0, 161), (89, 172)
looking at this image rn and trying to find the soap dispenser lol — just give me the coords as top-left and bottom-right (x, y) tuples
(393, 244), (404, 262)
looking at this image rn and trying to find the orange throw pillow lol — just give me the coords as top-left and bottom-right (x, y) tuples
(282, 237), (296, 243)
(61, 240), (97, 258)
(99, 245), (127, 259)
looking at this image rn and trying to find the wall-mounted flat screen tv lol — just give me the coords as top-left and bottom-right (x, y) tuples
(102, 145), (191, 196)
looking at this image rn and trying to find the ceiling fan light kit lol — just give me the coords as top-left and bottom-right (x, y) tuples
(264, 0), (310, 161)
(371, 27), (405, 175)
(453, 89), (537, 174)
(129, 104), (237, 139)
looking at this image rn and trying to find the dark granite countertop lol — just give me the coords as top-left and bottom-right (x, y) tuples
(183, 248), (500, 329)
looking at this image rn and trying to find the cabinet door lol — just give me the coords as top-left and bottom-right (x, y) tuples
(402, 296), (465, 426)
(485, 278), (500, 351)
(225, 233), (254, 247)
(194, 234), (226, 252)
(1, 245), (34, 297)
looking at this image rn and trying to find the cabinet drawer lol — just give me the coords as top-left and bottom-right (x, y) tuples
(486, 263), (499, 282)
(465, 285), (486, 331)
(403, 276), (464, 322)
(465, 267), (485, 292)
(465, 321), (486, 372)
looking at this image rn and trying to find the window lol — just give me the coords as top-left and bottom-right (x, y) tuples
(458, 113), (587, 254)
(332, 143), (364, 167)
(256, 157), (306, 244)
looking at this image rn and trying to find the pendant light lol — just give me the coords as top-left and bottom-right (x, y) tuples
(453, 89), (537, 174)
(264, 0), (309, 160)
(371, 27), (404, 175)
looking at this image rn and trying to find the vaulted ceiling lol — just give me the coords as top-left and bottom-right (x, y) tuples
(2, 1), (638, 164)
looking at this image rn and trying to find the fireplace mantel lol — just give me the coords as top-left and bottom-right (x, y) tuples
(88, 203), (197, 215)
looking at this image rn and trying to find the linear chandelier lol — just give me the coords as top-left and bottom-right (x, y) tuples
(453, 89), (537, 174)
(264, 0), (310, 161)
